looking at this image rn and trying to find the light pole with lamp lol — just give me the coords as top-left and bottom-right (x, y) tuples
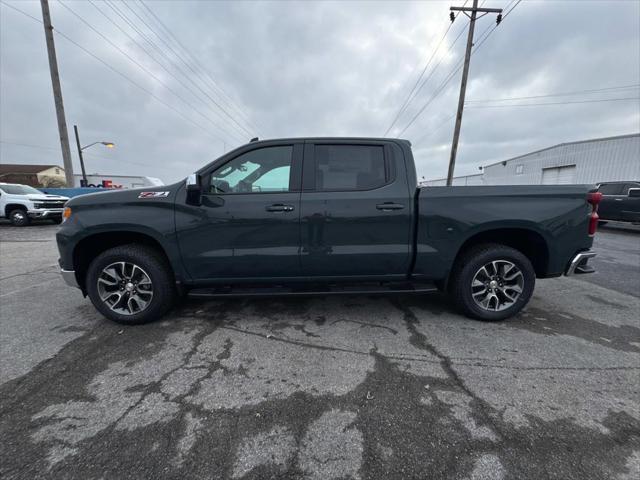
(73, 125), (114, 187)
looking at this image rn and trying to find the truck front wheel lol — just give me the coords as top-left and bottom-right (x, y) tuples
(450, 243), (535, 321)
(86, 244), (176, 325)
(9, 208), (30, 226)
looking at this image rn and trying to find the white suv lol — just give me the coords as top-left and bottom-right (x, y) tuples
(0, 182), (69, 226)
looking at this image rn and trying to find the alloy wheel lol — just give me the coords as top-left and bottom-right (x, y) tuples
(97, 261), (153, 315)
(471, 260), (524, 312)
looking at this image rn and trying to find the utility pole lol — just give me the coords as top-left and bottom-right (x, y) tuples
(40, 0), (75, 187)
(446, 0), (502, 186)
(73, 125), (88, 187)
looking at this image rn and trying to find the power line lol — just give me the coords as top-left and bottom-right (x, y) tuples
(58, 0), (246, 144)
(0, 1), (41, 22)
(138, 0), (266, 137)
(466, 84), (640, 103)
(465, 96), (640, 108)
(90, 0), (253, 142)
(122, 0), (260, 138)
(122, 0), (256, 138)
(1, 0), (228, 145)
(0, 140), (161, 169)
(384, 2), (468, 136)
(396, 0), (519, 138)
(412, 113), (457, 146)
(87, 0), (230, 132)
(385, 1), (494, 137)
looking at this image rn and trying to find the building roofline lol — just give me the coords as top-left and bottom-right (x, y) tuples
(73, 174), (156, 179)
(481, 132), (640, 169)
(421, 173), (483, 183)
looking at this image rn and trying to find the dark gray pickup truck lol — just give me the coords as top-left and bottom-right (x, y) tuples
(57, 137), (600, 325)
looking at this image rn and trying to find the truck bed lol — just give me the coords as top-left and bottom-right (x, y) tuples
(413, 184), (596, 281)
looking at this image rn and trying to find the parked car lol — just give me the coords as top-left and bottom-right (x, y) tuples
(57, 137), (600, 325)
(596, 181), (640, 223)
(0, 182), (69, 226)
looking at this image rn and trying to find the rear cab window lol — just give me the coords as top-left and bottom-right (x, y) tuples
(598, 183), (624, 195)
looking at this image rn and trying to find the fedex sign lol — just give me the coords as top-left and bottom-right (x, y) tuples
(80, 179), (124, 189)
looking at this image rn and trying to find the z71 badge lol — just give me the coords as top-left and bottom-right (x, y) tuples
(138, 191), (170, 198)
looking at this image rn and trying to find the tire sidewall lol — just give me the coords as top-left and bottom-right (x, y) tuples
(456, 246), (535, 321)
(9, 209), (29, 226)
(86, 246), (174, 325)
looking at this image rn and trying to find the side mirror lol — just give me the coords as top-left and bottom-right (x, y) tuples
(185, 173), (202, 206)
(628, 188), (640, 198)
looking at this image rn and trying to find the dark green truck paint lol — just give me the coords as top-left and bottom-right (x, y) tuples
(57, 137), (596, 299)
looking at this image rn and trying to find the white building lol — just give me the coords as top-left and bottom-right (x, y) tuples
(74, 174), (164, 189)
(423, 133), (640, 186)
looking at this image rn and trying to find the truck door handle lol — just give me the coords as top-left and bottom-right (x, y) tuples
(376, 203), (405, 211)
(266, 204), (294, 212)
(614, 198), (623, 201)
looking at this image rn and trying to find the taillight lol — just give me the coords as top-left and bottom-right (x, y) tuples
(587, 192), (602, 236)
(587, 192), (602, 206)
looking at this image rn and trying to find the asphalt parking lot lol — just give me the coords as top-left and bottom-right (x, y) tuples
(1, 222), (638, 480)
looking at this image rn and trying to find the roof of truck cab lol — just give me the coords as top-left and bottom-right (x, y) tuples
(247, 137), (411, 145)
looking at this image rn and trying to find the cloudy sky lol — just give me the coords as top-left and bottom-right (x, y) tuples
(1, 0), (639, 184)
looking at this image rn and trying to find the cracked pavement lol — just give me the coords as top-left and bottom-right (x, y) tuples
(1, 223), (639, 479)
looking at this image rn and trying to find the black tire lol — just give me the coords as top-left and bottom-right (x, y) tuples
(9, 208), (30, 226)
(86, 244), (176, 325)
(449, 243), (535, 321)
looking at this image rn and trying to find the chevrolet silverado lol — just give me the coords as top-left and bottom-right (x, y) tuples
(56, 138), (600, 325)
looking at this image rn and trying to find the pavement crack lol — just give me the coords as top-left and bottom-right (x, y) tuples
(0, 266), (59, 281)
(330, 319), (398, 334)
(219, 325), (442, 365)
(390, 298), (505, 438)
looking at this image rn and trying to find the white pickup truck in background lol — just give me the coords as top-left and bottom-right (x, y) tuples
(0, 182), (69, 226)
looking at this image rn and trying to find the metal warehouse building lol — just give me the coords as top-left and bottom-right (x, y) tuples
(423, 133), (640, 186)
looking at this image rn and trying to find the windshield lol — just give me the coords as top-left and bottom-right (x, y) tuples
(0, 184), (44, 195)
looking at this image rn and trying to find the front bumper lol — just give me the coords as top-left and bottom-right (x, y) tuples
(61, 269), (80, 288)
(28, 208), (64, 218)
(565, 250), (597, 276)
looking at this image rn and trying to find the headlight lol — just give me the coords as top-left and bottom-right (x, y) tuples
(34, 203), (44, 208)
(62, 207), (72, 222)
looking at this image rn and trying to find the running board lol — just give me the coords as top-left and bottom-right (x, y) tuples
(188, 282), (439, 299)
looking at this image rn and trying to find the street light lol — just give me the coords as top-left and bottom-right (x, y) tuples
(73, 125), (115, 187)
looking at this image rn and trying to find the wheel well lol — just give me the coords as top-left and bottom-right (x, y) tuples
(5, 204), (27, 216)
(453, 228), (549, 278)
(73, 232), (170, 290)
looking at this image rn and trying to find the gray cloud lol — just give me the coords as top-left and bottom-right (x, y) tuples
(1, 0), (638, 184)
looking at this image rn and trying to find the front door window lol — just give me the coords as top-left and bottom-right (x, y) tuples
(209, 146), (293, 194)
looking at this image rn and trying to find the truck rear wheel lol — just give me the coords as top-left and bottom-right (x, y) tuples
(9, 208), (30, 226)
(86, 244), (176, 325)
(450, 243), (535, 321)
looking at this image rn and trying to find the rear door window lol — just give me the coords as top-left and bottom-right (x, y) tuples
(314, 145), (387, 191)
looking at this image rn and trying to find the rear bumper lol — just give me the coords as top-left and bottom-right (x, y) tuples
(565, 250), (597, 276)
(60, 268), (80, 288)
